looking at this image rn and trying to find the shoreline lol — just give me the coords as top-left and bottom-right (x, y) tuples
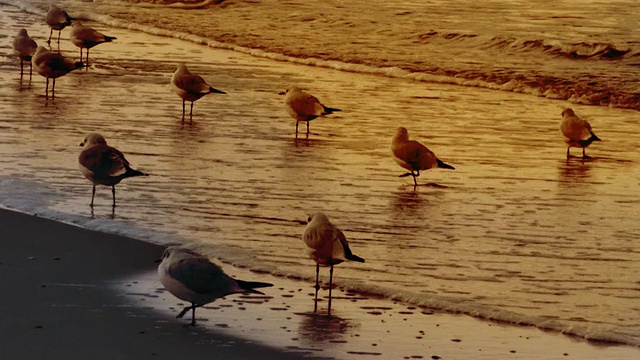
(1, 207), (639, 359)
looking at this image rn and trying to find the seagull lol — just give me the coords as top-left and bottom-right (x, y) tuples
(12, 29), (38, 79)
(302, 212), (364, 314)
(45, 4), (72, 45)
(78, 133), (148, 207)
(282, 86), (341, 138)
(391, 127), (455, 187)
(157, 247), (273, 326)
(69, 23), (116, 65)
(560, 108), (601, 158)
(171, 64), (226, 122)
(31, 46), (83, 97)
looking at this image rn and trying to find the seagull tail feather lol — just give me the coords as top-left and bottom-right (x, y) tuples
(209, 86), (226, 95)
(436, 159), (455, 170)
(104, 36), (117, 42)
(323, 105), (341, 115)
(589, 131), (601, 142)
(346, 253), (365, 263)
(236, 280), (273, 294)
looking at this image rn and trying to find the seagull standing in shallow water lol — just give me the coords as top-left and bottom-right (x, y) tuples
(171, 64), (226, 122)
(12, 29), (37, 79)
(157, 247), (273, 326)
(560, 108), (601, 158)
(78, 133), (148, 207)
(70, 23), (116, 65)
(390, 127), (455, 187)
(302, 212), (364, 314)
(45, 5), (72, 45)
(282, 86), (341, 139)
(31, 46), (83, 98)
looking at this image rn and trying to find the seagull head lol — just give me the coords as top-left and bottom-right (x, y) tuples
(158, 246), (205, 263)
(17, 28), (28, 36)
(561, 108), (575, 118)
(392, 127), (410, 142)
(279, 86), (301, 96)
(79, 133), (107, 148)
(307, 212), (330, 225)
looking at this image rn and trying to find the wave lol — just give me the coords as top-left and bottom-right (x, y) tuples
(4, 0), (639, 111)
(417, 30), (637, 60)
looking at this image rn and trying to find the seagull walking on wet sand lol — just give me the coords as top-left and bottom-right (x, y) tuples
(302, 213), (364, 314)
(390, 127), (455, 187)
(282, 86), (341, 138)
(45, 4), (72, 45)
(171, 64), (226, 122)
(78, 133), (148, 207)
(12, 29), (38, 79)
(31, 46), (83, 97)
(70, 23), (116, 65)
(560, 108), (601, 158)
(158, 247), (273, 326)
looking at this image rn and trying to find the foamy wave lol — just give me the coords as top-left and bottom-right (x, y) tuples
(418, 30), (637, 60)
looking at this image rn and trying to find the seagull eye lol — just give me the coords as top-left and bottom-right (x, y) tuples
(307, 216), (312, 222)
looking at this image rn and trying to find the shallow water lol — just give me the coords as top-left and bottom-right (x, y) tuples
(0, 2), (639, 348)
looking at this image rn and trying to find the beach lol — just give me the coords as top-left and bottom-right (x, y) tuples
(1, 1), (640, 358)
(2, 207), (639, 360)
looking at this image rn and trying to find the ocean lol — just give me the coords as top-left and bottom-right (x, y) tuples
(1, 0), (639, 348)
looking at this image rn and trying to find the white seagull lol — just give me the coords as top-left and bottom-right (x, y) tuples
(157, 247), (273, 326)
(560, 108), (601, 158)
(78, 133), (148, 207)
(171, 64), (226, 122)
(31, 46), (83, 97)
(302, 212), (364, 314)
(390, 127), (455, 187)
(282, 86), (341, 138)
(12, 29), (37, 78)
(45, 4), (72, 45)
(70, 23), (116, 65)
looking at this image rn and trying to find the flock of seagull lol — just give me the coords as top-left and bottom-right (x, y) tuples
(10, 4), (602, 326)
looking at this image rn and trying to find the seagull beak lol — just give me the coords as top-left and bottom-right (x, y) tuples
(79, 142), (84, 147)
(278, 91), (286, 96)
(154, 258), (162, 263)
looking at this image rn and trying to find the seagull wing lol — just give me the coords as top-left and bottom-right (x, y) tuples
(393, 140), (436, 170)
(288, 91), (325, 118)
(175, 73), (210, 94)
(79, 144), (128, 177)
(168, 257), (237, 295)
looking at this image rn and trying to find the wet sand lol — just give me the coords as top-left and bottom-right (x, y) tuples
(1, 3), (640, 358)
(1, 207), (639, 360)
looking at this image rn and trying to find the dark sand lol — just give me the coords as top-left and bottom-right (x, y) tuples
(0, 208), (307, 360)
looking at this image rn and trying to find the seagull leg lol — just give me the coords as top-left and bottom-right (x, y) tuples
(111, 185), (116, 207)
(328, 264), (334, 316)
(90, 185), (96, 207)
(79, 48), (83, 62)
(582, 148), (587, 158)
(51, 79), (56, 99)
(45, 78), (49, 98)
(313, 263), (320, 313)
(181, 100), (186, 123)
(191, 305), (196, 326)
(57, 30), (61, 45)
(20, 59), (24, 78)
(306, 121), (310, 139)
(411, 171), (418, 187)
(189, 102), (194, 123)
(29, 63), (32, 81)
(86, 48), (90, 68)
(295, 121), (299, 138)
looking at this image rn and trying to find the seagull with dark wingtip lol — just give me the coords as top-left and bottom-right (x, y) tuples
(302, 212), (364, 314)
(282, 86), (341, 138)
(390, 127), (455, 187)
(70, 23), (117, 65)
(560, 108), (601, 158)
(45, 4), (72, 44)
(171, 64), (226, 122)
(157, 247), (273, 326)
(31, 46), (83, 97)
(78, 133), (148, 207)
(12, 29), (37, 78)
